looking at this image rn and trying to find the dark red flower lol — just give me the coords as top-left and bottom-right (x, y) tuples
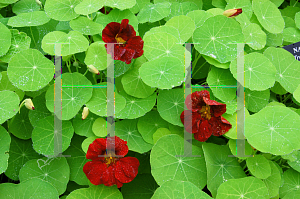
(102, 19), (144, 64)
(83, 136), (139, 188)
(180, 90), (232, 142)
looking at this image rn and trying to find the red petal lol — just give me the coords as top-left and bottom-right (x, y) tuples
(117, 19), (136, 41)
(194, 119), (212, 142)
(115, 157), (139, 183)
(86, 138), (106, 161)
(203, 97), (226, 117)
(119, 48), (135, 64)
(180, 110), (202, 134)
(83, 161), (107, 185)
(210, 116), (232, 137)
(105, 44), (126, 60)
(126, 36), (144, 59)
(186, 90), (210, 111)
(112, 136), (128, 157)
(102, 22), (120, 43)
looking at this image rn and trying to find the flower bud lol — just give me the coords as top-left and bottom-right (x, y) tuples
(35, 0), (42, 6)
(82, 107), (89, 120)
(223, 8), (242, 18)
(87, 65), (100, 75)
(19, 98), (35, 113)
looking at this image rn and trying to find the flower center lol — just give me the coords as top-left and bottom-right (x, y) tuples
(105, 156), (116, 167)
(199, 104), (211, 120)
(115, 34), (126, 44)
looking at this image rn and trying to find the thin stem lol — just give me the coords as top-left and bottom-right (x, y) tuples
(83, 69), (89, 76)
(293, 0), (299, 7)
(282, 93), (292, 103)
(66, 60), (71, 73)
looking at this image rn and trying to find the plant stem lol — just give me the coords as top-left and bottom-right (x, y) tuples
(83, 69), (89, 76)
(67, 60), (71, 73)
(282, 93), (292, 103)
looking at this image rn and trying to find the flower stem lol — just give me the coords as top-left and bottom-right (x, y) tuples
(282, 93), (292, 103)
(83, 69), (89, 76)
(67, 60), (71, 73)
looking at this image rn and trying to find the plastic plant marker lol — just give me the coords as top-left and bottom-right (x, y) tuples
(7, 49), (54, 91)
(230, 52), (276, 91)
(115, 119), (153, 153)
(152, 180), (211, 199)
(193, 15), (244, 63)
(32, 116), (74, 156)
(252, 0), (284, 34)
(150, 135), (207, 188)
(245, 106), (300, 155)
(228, 139), (254, 159)
(0, 126), (10, 174)
(264, 47), (300, 93)
(202, 143), (246, 197)
(0, 90), (19, 124)
(216, 177), (269, 199)
(19, 157), (70, 195)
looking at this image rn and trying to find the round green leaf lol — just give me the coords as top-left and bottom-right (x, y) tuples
(0, 126), (10, 174)
(165, 15), (195, 43)
(122, 56), (155, 98)
(193, 15), (244, 63)
(115, 119), (153, 153)
(32, 115), (74, 156)
(283, 190), (300, 199)
(8, 11), (50, 27)
(46, 73), (93, 120)
(153, 128), (171, 144)
(130, 0), (150, 14)
(151, 134), (207, 188)
(245, 106), (300, 155)
(0, 29), (31, 63)
(245, 88), (270, 112)
(243, 23), (266, 50)
(296, 11), (300, 29)
(230, 52), (276, 91)
(72, 111), (97, 137)
(202, 55), (230, 69)
(5, 134), (42, 181)
(283, 27), (300, 43)
(63, 134), (89, 185)
(19, 157), (70, 195)
(216, 177), (269, 199)
(202, 143), (246, 197)
(206, 8), (224, 16)
(9, 106), (33, 139)
(139, 57), (184, 89)
(137, 2), (171, 23)
(115, 90), (156, 119)
(143, 25), (180, 43)
(103, 0), (136, 10)
(279, 168), (300, 198)
(7, 48), (54, 91)
(152, 180), (211, 199)
(164, 2), (198, 21)
(42, 31), (89, 56)
(252, 0), (284, 33)
(12, 0), (40, 14)
(0, 178), (59, 199)
(263, 161), (282, 198)
(264, 47), (300, 93)
(137, 110), (169, 144)
(0, 90), (19, 124)
(95, 9), (138, 32)
(82, 136), (98, 153)
(70, 17), (103, 35)
(75, 0), (104, 15)
(157, 88), (184, 127)
(45, 0), (81, 21)
(283, 16), (296, 28)
(0, 22), (11, 57)
(66, 184), (122, 199)
(287, 150), (300, 173)
(121, 173), (158, 199)
(207, 66), (237, 102)
(85, 83), (126, 117)
(28, 92), (52, 128)
(186, 10), (213, 29)
(84, 42), (107, 71)
(92, 117), (107, 137)
(246, 155), (271, 179)
(0, 71), (25, 101)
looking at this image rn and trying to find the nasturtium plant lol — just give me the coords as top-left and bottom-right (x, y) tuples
(1, 0), (300, 198)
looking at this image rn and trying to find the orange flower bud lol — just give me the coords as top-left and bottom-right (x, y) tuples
(82, 107), (89, 120)
(19, 98), (35, 113)
(223, 8), (242, 18)
(87, 65), (100, 75)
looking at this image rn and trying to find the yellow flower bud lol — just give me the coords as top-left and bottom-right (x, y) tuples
(82, 107), (89, 120)
(223, 8), (242, 18)
(87, 65), (100, 75)
(19, 99), (35, 113)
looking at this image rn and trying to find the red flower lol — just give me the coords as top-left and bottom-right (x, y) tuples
(83, 136), (139, 188)
(180, 90), (232, 142)
(102, 19), (144, 64)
